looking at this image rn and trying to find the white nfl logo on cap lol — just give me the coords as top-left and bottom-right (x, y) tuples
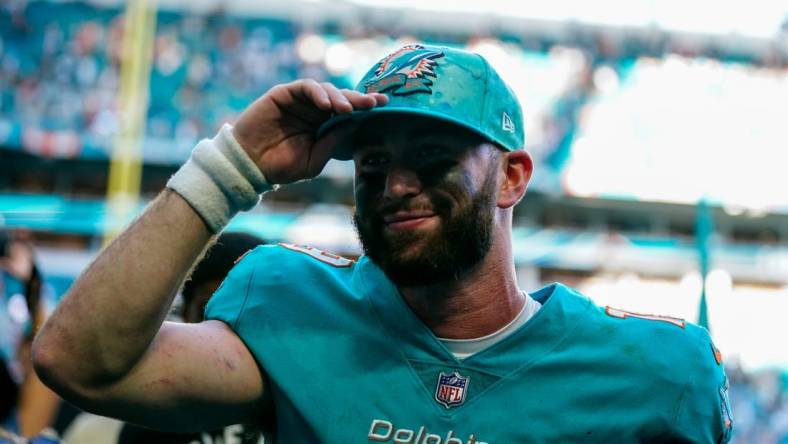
(502, 112), (515, 133)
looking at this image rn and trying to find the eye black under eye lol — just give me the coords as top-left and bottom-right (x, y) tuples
(417, 144), (446, 158)
(419, 159), (456, 175)
(359, 153), (389, 167)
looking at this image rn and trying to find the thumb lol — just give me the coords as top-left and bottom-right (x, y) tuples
(308, 123), (355, 176)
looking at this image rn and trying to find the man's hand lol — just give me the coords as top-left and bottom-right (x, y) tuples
(232, 80), (387, 184)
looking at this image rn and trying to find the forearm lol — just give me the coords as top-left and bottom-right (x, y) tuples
(33, 190), (213, 392)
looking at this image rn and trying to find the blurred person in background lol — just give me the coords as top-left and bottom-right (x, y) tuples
(0, 229), (60, 438)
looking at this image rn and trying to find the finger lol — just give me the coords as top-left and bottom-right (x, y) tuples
(340, 89), (377, 109)
(320, 82), (354, 114)
(369, 93), (389, 107)
(340, 90), (390, 109)
(298, 79), (332, 111)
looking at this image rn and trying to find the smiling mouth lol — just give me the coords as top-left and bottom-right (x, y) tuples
(382, 213), (438, 232)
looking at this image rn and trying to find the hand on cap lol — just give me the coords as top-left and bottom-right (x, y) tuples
(232, 80), (388, 184)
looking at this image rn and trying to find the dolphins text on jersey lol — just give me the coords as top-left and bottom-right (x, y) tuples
(367, 419), (488, 444)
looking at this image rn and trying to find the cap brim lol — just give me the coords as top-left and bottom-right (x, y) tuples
(317, 106), (499, 161)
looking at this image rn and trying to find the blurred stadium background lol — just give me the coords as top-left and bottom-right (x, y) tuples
(0, 0), (787, 441)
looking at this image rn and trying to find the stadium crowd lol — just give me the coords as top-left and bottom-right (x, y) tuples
(5, 0), (780, 166)
(727, 363), (788, 443)
(0, 0), (316, 160)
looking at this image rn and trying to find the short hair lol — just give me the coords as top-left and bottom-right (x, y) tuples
(182, 232), (265, 309)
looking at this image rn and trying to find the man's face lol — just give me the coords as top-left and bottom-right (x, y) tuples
(351, 116), (500, 287)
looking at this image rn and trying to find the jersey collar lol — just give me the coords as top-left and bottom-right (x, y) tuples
(354, 256), (592, 371)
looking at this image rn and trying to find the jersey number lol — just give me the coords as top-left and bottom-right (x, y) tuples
(278, 243), (355, 268)
(605, 306), (686, 329)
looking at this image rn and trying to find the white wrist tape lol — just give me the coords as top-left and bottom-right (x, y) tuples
(167, 124), (276, 232)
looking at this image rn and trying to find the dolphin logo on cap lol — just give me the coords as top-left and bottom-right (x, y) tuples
(364, 44), (444, 95)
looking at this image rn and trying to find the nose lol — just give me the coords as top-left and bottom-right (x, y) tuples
(383, 166), (422, 199)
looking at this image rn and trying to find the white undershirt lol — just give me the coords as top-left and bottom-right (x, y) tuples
(438, 293), (542, 360)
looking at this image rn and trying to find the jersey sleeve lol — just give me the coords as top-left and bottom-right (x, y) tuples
(673, 326), (733, 444)
(203, 245), (264, 329)
(203, 243), (356, 335)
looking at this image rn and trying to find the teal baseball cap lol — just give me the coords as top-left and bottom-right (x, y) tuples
(317, 44), (525, 160)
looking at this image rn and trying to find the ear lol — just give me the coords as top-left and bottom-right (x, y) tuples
(497, 150), (533, 209)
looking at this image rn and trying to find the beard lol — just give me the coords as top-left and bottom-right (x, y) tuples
(353, 173), (497, 287)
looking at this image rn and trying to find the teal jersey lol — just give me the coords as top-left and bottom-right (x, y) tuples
(205, 244), (732, 444)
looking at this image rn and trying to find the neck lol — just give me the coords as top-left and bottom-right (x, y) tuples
(398, 235), (524, 339)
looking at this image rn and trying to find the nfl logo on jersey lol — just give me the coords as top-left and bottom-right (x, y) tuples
(435, 372), (469, 408)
